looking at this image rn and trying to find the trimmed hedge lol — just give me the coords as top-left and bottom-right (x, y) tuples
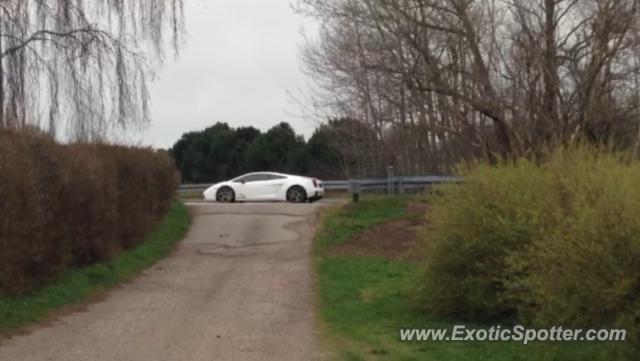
(417, 147), (640, 355)
(0, 130), (178, 296)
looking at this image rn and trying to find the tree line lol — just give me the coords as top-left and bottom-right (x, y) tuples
(296, 0), (640, 174)
(170, 122), (346, 183)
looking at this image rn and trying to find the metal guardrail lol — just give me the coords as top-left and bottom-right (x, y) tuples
(179, 183), (218, 192)
(179, 176), (462, 194)
(322, 176), (462, 191)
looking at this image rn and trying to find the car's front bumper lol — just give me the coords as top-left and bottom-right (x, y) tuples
(308, 188), (325, 201)
(203, 186), (219, 201)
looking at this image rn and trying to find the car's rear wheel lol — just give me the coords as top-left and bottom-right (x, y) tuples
(216, 187), (235, 203)
(286, 186), (307, 203)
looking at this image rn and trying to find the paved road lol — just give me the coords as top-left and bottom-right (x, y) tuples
(0, 202), (328, 361)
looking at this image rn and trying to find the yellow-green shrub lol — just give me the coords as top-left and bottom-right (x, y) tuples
(418, 147), (640, 347)
(509, 149), (640, 348)
(0, 130), (179, 296)
(417, 159), (556, 320)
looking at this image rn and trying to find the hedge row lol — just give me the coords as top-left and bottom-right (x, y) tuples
(0, 130), (179, 296)
(417, 147), (639, 356)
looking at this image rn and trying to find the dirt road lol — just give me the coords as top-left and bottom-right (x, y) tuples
(0, 202), (328, 361)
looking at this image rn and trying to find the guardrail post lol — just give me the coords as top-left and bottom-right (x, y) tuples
(398, 177), (404, 194)
(387, 165), (394, 195)
(349, 180), (360, 202)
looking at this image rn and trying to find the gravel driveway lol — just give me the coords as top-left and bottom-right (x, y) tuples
(0, 202), (327, 361)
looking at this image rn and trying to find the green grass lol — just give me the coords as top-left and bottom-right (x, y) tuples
(178, 190), (204, 200)
(0, 201), (191, 335)
(315, 196), (616, 361)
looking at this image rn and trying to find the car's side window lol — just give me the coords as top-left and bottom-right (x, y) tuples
(243, 174), (267, 183)
(233, 173), (280, 183)
(267, 174), (286, 180)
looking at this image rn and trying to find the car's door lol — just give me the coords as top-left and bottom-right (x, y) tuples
(256, 174), (288, 200)
(242, 173), (272, 200)
(230, 174), (261, 200)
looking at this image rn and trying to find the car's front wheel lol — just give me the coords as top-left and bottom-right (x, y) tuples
(216, 186), (235, 203)
(286, 186), (307, 203)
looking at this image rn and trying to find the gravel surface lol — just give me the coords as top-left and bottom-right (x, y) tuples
(0, 202), (327, 361)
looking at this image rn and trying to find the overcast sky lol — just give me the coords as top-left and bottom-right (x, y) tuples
(144, 0), (317, 149)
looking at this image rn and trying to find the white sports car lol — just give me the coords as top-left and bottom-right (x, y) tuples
(203, 172), (325, 203)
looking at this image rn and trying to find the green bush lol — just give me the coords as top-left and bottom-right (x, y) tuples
(0, 130), (179, 296)
(417, 147), (640, 350)
(417, 158), (555, 320)
(512, 150), (640, 348)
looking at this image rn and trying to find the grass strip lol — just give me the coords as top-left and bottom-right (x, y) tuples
(314, 196), (613, 361)
(177, 190), (204, 200)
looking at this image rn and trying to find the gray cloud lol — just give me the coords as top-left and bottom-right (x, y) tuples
(144, 0), (316, 149)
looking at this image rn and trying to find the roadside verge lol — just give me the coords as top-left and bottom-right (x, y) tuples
(313, 196), (609, 361)
(0, 201), (191, 336)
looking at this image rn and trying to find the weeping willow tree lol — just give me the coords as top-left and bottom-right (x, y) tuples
(0, 0), (185, 140)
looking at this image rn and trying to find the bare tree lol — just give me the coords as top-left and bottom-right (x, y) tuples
(297, 0), (640, 173)
(0, 0), (185, 140)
